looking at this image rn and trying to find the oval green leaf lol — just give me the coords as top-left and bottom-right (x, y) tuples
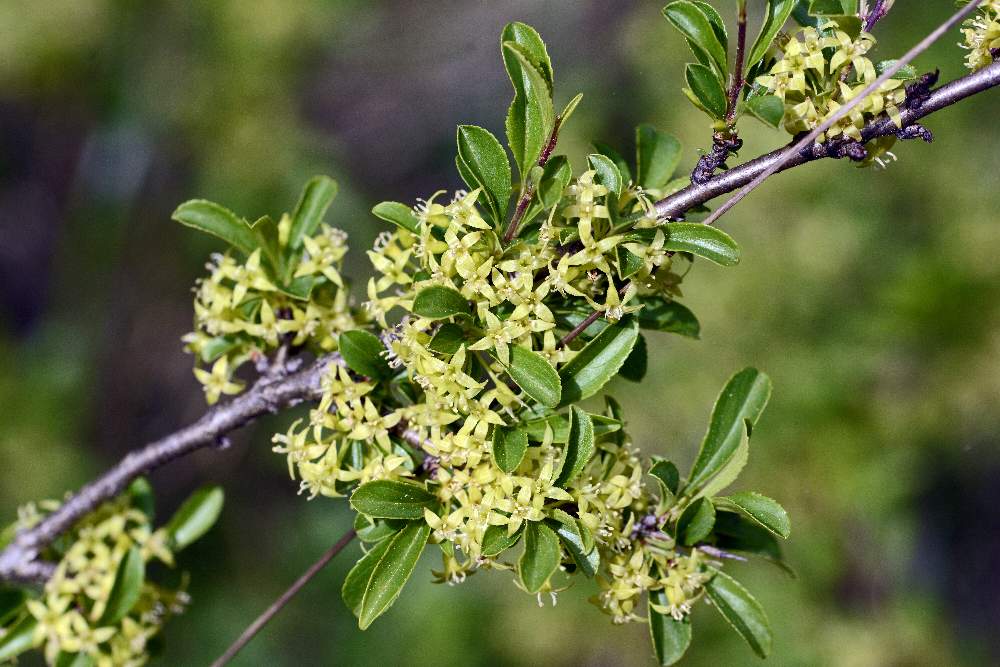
(288, 175), (338, 250)
(635, 125), (682, 191)
(481, 524), (524, 557)
(457, 125), (512, 226)
(649, 590), (693, 666)
(686, 368), (771, 494)
(619, 333), (648, 382)
(745, 94), (785, 129)
(507, 345), (561, 408)
(350, 480), (437, 519)
(412, 285), (470, 319)
(558, 317), (639, 406)
(492, 426), (529, 473)
(518, 521), (561, 593)
(717, 491), (790, 539)
(635, 295), (700, 338)
(685, 63), (728, 120)
(98, 546), (145, 625)
(342, 534), (393, 616)
(166, 485), (224, 551)
(704, 570), (773, 658)
(587, 153), (623, 198)
(372, 201), (420, 234)
(554, 407), (595, 487)
(358, 521), (430, 629)
(339, 330), (391, 380)
(502, 27), (555, 179)
(663, 223), (740, 266)
(747, 0), (798, 70)
(0, 613), (37, 662)
(677, 497), (716, 546)
(662, 1), (728, 76)
(547, 513), (599, 577)
(172, 200), (258, 257)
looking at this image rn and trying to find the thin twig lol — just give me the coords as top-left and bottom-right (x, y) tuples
(502, 117), (564, 245)
(211, 528), (357, 667)
(726, 1), (748, 125)
(0, 354), (335, 585)
(697, 0), (985, 228)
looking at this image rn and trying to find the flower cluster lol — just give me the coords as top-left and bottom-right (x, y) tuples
(14, 497), (185, 666)
(756, 22), (910, 142)
(960, 0), (1000, 71)
(184, 216), (357, 404)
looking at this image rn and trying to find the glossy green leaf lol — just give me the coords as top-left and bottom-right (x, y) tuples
(172, 200), (258, 257)
(686, 63), (728, 119)
(649, 590), (693, 665)
(507, 345), (561, 408)
(714, 511), (793, 575)
(412, 285), (470, 319)
(0, 613), (37, 662)
(663, 222), (740, 266)
(662, 1), (728, 75)
(547, 512), (598, 577)
(428, 323), (466, 355)
(0, 588), (25, 627)
(650, 459), (681, 495)
(587, 153), (623, 197)
(745, 94), (785, 128)
(809, 0), (858, 14)
(350, 480), (437, 519)
(876, 60), (918, 80)
(128, 477), (155, 520)
(538, 155), (573, 208)
(523, 413), (620, 443)
(492, 426), (529, 473)
(519, 521), (561, 593)
(166, 485), (224, 551)
(617, 245), (645, 280)
(554, 407), (595, 487)
(559, 317), (639, 405)
(278, 274), (319, 301)
(342, 536), (393, 616)
(481, 524), (524, 557)
(55, 651), (95, 667)
(635, 295), (700, 337)
(288, 176), (337, 250)
(339, 330), (391, 380)
(677, 497), (716, 545)
(693, 1), (728, 51)
(372, 201), (419, 234)
(592, 141), (633, 184)
(98, 547), (144, 625)
(354, 515), (406, 544)
(635, 125), (682, 191)
(457, 125), (512, 226)
(705, 570), (773, 658)
(686, 368), (771, 493)
(559, 93), (584, 125)
(747, 0), (798, 70)
(619, 333), (647, 382)
(358, 521), (430, 629)
(502, 23), (555, 179)
(198, 335), (240, 364)
(716, 492), (790, 538)
(695, 421), (750, 500)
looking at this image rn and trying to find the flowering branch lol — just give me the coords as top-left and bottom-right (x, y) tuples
(0, 354), (335, 585)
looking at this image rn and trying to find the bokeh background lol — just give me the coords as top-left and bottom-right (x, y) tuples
(2, 1), (999, 665)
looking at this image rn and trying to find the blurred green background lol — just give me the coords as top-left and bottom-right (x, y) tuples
(2, 1), (998, 665)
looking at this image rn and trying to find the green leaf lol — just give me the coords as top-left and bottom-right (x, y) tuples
(559, 317), (639, 406)
(649, 590), (693, 665)
(372, 201), (419, 234)
(635, 295), (700, 337)
(428, 323), (466, 355)
(198, 335), (241, 364)
(663, 222), (740, 266)
(98, 547), (144, 625)
(716, 492), (790, 538)
(662, 1), (728, 75)
(809, 0), (858, 14)
(559, 93), (584, 125)
(288, 176), (338, 251)
(166, 486), (224, 551)
(501, 23), (555, 180)
(635, 125), (682, 191)
(692, 1), (728, 51)
(705, 570), (773, 658)
(876, 60), (918, 80)
(0, 613), (37, 662)
(745, 94), (785, 128)
(172, 200), (258, 257)
(350, 480), (437, 519)
(359, 521), (431, 629)
(686, 368), (771, 494)
(518, 521), (561, 593)
(554, 407), (595, 487)
(457, 125), (513, 226)
(339, 330), (391, 380)
(695, 421), (750, 500)
(412, 285), (470, 319)
(617, 245), (645, 281)
(128, 477), (155, 520)
(507, 345), (561, 408)
(546, 511), (598, 577)
(523, 413), (621, 443)
(650, 459), (681, 495)
(538, 155), (573, 208)
(592, 141), (633, 184)
(747, 0), (798, 70)
(342, 537), (392, 616)
(677, 497), (716, 545)
(492, 426), (529, 473)
(278, 275), (320, 301)
(0, 588), (26, 627)
(587, 153), (623, 197)
(55, 651), (95, 667)
(354, 515), (406, 544)
(619, 333), (647, 382)
(714, 511), (793, 575)
(686, 63), (728, 119)
(482, 524), (524, 557)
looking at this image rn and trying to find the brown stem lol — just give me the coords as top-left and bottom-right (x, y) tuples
(211, 528), (357, 667)
(502, 116), (563, 245)
(726, 2), (748, 125)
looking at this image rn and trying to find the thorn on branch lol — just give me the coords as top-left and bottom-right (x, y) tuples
(691, 132), (744, 185)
